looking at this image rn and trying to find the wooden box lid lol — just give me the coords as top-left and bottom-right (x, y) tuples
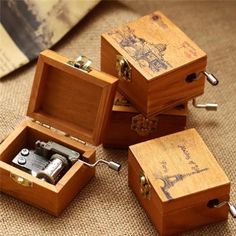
(102, 11), (207, 81)
(27, 50), (118, 146)
(129, 129), (230, 213)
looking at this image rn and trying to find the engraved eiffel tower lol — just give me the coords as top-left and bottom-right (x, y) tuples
(157, 168), (209, 200)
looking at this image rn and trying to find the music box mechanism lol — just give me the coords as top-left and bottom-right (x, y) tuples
(0, 50), (120, 216)
(12, 140), (121, 185)
(10, 52), (121, 185)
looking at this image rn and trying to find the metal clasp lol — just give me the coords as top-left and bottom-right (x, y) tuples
(131, 114), (159, 136)
(10, 173), (33, 187)
(140, 173), (151, 199)
(67, 55), (92, 72)
(116, 55), (131, 81)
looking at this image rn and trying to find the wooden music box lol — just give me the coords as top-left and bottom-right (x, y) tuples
(103, 93), (188, 148)
(0, 50), (119, 216)
(101, 11), (218, 117)
(128, 129), (231, 235)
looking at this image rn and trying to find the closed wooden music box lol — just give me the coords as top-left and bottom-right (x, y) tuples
(103, 93), (188, 148)
(0, 50), (118, 216)
(128, 129), (230, 235)
(101, 11), (209, 117)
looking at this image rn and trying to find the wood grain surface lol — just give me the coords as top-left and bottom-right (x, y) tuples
(0, 120), (95, 216)
(101, 11), (207, 117)
(103, 93), (188, 148)
(128, 128), (230, 235)
(27, 50), (118, 145)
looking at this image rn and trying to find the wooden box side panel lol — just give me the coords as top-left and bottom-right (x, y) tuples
(0, 121), (95, 216)
(128, 149), (164, 234)
(103, 110), (187, 149)
(101, 36), (149, 114)
(0, 162), (59, 215)
(147, 61), (206, 116)
(56, 154), (95, 216)
(162, 195), (229, 236)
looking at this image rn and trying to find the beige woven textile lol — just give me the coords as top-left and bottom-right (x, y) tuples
(0, 1), (236, 235)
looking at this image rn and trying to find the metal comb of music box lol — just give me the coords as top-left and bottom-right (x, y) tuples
(128, 129), (235, 235)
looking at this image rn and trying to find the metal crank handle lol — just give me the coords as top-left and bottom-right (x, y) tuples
(192, 98), (218, 111)
(228, 202), (236, 218)
(78, 159), (121, 172)
(214, 201), (236, 218)
(203, 71), (219, 86)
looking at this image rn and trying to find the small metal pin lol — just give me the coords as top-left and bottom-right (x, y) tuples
(140, 176), (147, 185)
(228, 202), (236, 218)
(192, 98), (218, 111)
(78, 159), (121, 172)
(203, 71), (219, 86)
(17, 156), (27, 165)
(214, 201), (236, 218)
(21, 149), (29, 156)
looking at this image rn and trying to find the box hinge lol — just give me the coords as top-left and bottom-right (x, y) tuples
(140, 173), (151, 199)
(116, 55), (132, 82)
(67, 55), (92, 73)
(114, 96), (131, 107)
(67, 135), (86, 145)
(32, 120), (86, 145)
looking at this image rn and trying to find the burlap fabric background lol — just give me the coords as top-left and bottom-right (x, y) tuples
(0, 1), (235, 235)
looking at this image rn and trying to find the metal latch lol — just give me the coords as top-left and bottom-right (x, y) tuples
(131, 114), (159, 136)
(10, 173), (33, 187)
(67, 55), (92, 72)
(116, 55), (131, 81)
(140, 173), (151, 199)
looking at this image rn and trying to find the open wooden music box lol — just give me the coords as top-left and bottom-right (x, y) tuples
(0, 50), (119, 216)
(103, 93), (188, 148)
(128, 129), (231, 235)
(101, 11), (218, 117)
